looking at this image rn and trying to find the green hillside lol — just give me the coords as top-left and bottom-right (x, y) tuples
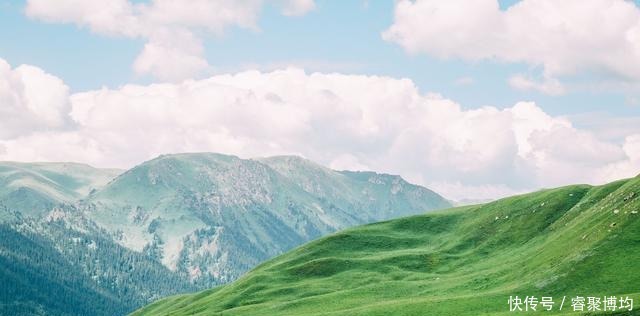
(133, 176), (640, 316)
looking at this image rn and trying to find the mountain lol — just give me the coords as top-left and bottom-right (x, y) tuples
(0, 160), (195, 316)
(132, 176), (640, 316)
(0, 220), (195, 316)
(0, 153), (450, 315)
(82, 153), (451, 285)
(0, 162), (121, 218)
(0, 223), (123, 316)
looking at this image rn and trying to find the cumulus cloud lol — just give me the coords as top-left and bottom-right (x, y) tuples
(1, 59), (639, 200)
(132, 29), (210, 81)
(0, 58), (72, 139)
(624, 135), (640, 162)
(593, 134), (640, 181)
(24, 0), (316, 81)
(383, 0), (640, 94)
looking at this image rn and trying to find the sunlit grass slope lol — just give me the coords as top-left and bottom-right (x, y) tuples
(133, 177), (640, 316)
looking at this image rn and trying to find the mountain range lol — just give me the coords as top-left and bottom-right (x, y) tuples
(0, 153), (450, 315)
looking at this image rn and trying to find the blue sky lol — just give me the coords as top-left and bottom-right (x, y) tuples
(1, 0), (639, 200)
(1, 0), (637, 117)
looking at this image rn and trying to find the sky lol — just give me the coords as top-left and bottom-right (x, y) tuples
(0, 0), (639, 201)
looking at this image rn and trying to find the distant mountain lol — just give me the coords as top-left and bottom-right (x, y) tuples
(82, 153), (451, 284)
(0, 162), (121, 218)
(133, 177), (640, 316)
(0, 163), (194, 316)
(0, 153), (450, 315)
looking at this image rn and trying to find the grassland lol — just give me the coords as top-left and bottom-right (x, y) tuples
(133, 177), (640, 315)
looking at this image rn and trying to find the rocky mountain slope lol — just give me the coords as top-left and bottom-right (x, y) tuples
(0, 153), (450, 315)
(82, 153), (450, 285)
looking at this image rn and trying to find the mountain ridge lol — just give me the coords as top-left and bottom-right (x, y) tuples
(81, 152), (451, 283)
(0, 161), (122, 218)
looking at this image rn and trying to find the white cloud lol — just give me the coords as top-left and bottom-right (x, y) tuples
(1, 59), (638, 200)
(132, 29), (210, 81)
(427, 181), (522, 202)
(230, 59), (365, 74)
(383, 0), (640, 94)
(624, 134), (640, 162)
(280, 0), (316, 16)
(24, 0), (140, 36)
(593, 134), (640, 182)
(508, 74), (565, 95)
(566, 112), (640, 142)
(25, 0), (316, 82)
(0, 58), (71, 139)
(329, 154), (371, 171)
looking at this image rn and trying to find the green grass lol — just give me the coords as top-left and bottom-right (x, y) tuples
(132, 177), (640, 316)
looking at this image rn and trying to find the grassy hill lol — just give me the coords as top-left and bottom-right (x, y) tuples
(132, 176), (640, 316)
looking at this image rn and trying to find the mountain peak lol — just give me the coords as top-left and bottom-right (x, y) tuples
(149, 152), (241, 164)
